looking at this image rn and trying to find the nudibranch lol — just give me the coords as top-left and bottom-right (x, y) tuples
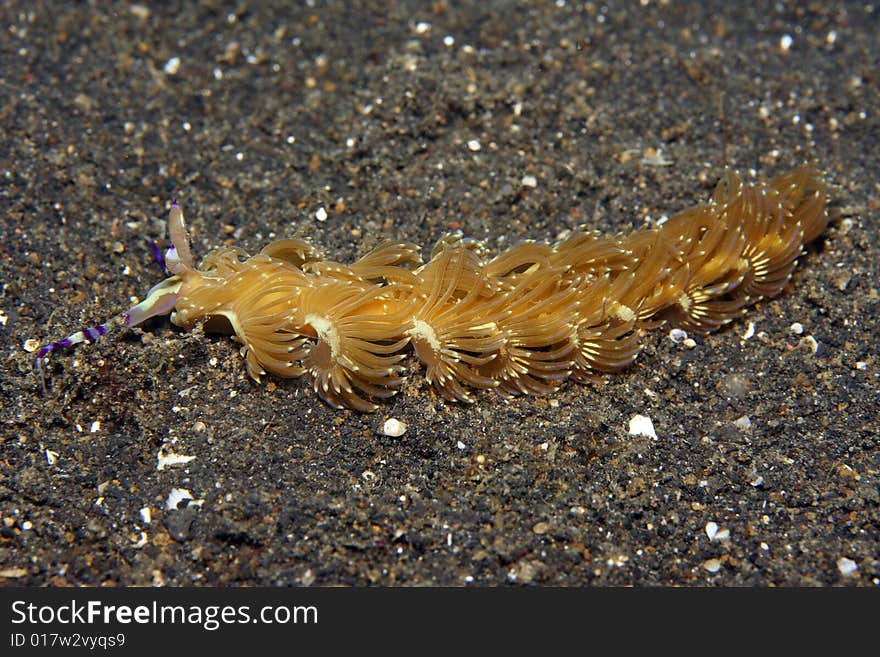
(36, 165), (829, 411)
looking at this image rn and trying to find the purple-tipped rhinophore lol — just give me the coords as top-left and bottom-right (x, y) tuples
(149, 239), (167, 274)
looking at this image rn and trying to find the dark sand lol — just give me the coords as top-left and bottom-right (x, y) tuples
(1, 1), (877, 586)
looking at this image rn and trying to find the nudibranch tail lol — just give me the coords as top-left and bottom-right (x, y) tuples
(35, 164), (831, 412)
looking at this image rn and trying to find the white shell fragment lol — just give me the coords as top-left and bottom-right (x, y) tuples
(703, 558), (722, 573)
(381, 418), (407, 437)
(669, 328), (688, 344)
(803, 335), (819, 354)
(131, 532), (148, 549)
(705, 522), (730, 542)
(165, 488), (203, 510)
(734, 416), (752, 432)
(166, 488), (192, 510)
(157, 449), (197, 471)
(837, 557), (858, 576)
(628, 414), (657, 440)
(779, 34), (793, 53)
(163, 56), (181, 75)
(705, 522), (719, 541)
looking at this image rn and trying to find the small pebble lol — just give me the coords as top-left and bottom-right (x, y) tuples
(315, 206), (328, 222)
(521, 174), (537, 188)
(790, 322), (804, 335)
(467, 139), (481, 151)
(164, 507), (197, 542)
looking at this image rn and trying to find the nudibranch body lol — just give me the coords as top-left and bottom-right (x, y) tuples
(37, 166), (829, 412)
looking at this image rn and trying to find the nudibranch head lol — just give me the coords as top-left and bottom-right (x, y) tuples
(123, 276), (183, 329)
(122, 202), (195, 328)
(34, 202), (199, 388)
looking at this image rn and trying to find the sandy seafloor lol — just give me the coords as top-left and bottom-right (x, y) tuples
(0, 1), (877, 586)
